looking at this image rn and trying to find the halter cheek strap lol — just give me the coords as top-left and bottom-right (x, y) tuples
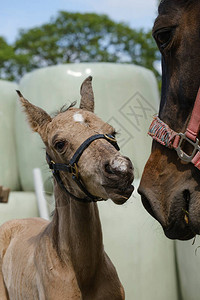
(148, 87), (200, 170)
(185, 88), (200, 141)
(46, 134), (120, 203)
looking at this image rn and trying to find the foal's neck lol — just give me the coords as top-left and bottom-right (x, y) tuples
(51, 182), (104, 286)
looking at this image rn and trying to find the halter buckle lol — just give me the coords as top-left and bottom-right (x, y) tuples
(70, 163), (79, 179)
(49, 159), (56, 170)
(176, 133), (200, 162)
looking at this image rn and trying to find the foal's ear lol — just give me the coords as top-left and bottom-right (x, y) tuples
(16, 90), (52, 142)
(79, 76), (94, 112)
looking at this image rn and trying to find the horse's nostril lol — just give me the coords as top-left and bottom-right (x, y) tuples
(183, 189), (190, 211)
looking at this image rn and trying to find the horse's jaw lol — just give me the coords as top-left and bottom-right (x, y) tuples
(138, 187), (196, 241)
(138, 146), (200, 241)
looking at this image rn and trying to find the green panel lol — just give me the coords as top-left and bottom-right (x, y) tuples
(175, 239), (200, 300)
(99, 180), (178, 300)
(0, 80), (20, 190)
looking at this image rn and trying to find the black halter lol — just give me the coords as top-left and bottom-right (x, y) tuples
(46, 134), (120, 203)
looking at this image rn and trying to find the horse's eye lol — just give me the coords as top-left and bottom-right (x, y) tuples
(55, 141), (66, 152)
(154, 30), (172, 49)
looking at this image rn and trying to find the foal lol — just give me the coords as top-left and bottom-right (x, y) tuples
(0, 77), (134, 299)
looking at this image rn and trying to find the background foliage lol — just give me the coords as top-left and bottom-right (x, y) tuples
(0, 12), (160, 82)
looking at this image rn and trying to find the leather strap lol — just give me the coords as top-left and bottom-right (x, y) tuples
(69, 134), (120, 165)
(51, 169), (99, 203)
(186, 88), (200, 141)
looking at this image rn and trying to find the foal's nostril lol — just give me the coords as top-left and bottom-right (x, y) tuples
(104, 163), (114, 174)
(104, 157), (133, 177)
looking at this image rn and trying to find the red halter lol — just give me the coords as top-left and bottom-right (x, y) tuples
(148, 88), (200, 170)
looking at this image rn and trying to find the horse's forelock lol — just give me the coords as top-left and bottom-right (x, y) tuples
(159, 0), (197, 14)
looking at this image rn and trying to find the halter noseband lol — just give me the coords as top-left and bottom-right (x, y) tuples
(148, 87), (200, 170)
(46, 134), (120, 203)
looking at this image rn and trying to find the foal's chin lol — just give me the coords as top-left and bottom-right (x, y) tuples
(105, 185), (134, 205)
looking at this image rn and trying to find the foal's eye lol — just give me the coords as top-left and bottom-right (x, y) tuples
(154, 29), (173, 49)
(55, 141), (66, 152)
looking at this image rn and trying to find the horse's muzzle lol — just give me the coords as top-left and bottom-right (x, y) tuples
(138, 186), (196, 240)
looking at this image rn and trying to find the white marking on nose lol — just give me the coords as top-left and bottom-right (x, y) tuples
(112, 158), (128, 172)
(73, 113), (84, 124)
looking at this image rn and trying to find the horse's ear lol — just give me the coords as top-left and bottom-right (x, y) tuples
(16, 90), (52, 142)
(79, 76), (94, 112)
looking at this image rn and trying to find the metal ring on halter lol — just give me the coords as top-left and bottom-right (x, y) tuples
(104, 134), (120, 151)
(175, 133), (200, 163)
(104, 134), (117, 142)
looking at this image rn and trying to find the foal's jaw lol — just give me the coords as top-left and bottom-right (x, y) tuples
(68, 147), (134, 204)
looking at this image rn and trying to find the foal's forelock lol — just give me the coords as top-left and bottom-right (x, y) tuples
(53, 102), (77, 117)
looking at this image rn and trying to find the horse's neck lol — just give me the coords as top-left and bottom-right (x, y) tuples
(51, 182), (104, 286)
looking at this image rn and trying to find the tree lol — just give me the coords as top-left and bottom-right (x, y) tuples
(0, 37), (16, 81)
(0, 12), (160, 82)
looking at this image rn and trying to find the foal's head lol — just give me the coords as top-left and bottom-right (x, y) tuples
(139, 0), (200, 240)
(18, 77), (134, 205)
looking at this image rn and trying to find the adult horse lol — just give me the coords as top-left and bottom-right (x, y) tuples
(139, 0), (200, 240)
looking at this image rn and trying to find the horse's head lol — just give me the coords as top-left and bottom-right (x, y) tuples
(139, 0), (200, 240)
(18, 77), (134, 205)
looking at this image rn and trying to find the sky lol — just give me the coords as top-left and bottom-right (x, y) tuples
(0, 0), (158, 44)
